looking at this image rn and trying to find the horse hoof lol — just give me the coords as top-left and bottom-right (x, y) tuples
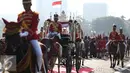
(122, 64), (124, 68)
(113, 64), (115, 68)
(110, 65), (113, 68)
(122, 65), (124, 68)
(117, 62), (119, 66)
(82, 64), (84, 66)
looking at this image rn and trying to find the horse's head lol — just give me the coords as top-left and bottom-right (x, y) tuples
(2, 18), (22, 36)
(2, 18), (22, 50)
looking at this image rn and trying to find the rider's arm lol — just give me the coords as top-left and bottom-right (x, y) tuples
(30, 12), (39, 33)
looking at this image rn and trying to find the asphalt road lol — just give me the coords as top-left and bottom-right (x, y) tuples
(53, 56), (130, 73)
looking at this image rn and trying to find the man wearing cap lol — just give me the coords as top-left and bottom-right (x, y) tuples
(119, 27), (125, 41)
(109, 24), (119, 41)
(106, 24), (119, 50)
(48, 13), (62, 39)
(17, 0), (43, 73)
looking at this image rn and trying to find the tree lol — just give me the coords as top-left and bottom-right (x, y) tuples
(75, 15), (92, 36)
(121, 15), (125, 20)
(91, 16), (127, 35)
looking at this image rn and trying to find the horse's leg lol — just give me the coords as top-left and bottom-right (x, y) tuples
(58, 56), (60, 73)
(49, 57), (57, 73)
(121, 47), (125, 68)
(113, 53), (118, 68)
(117, 53), (120, 66)
(86, 48), (88, 59)
(109, 53), (113, 68)
(128, 46), (130, 57)
(121, 53), (124, 68)
(82, 57), (84, 66)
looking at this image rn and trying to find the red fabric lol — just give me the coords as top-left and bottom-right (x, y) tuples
(76, 33), (80, 39)
(98, 40), (102, 49)
(52, 1), (62, 6)
(17, 10), (39, 41)
(119, 34), (125, 41)
(49, 21), (62, 33)
(101, 39), (107, 49)
(109, 31), (119, 41)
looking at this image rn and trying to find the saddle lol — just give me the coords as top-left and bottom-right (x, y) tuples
(110, 41), (118, 47)
(17, 38), (37, 73)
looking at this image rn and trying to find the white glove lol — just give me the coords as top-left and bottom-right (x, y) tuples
(19, 31), (29, 37)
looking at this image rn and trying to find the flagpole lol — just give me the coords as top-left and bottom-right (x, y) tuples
(50, 12), (52, 20)
(60, 0), (62, 13)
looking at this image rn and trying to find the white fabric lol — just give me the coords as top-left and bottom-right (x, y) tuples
(47, 31), (61, 39)
(106, 40), (111, 50)
(19, 31), (29, 37)
(30, 40), (43, 72)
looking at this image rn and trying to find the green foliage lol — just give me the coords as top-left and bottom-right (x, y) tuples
(91, 16), (127, 34)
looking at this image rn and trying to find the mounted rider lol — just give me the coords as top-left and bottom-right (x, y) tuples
(109, 24), (119, 41)
(47, 13), (62, 42)
(106, 24), (120, 49)
(118, 27), (127, 48)
(17, 0), (43, 73)
(118, 27), (125, 41)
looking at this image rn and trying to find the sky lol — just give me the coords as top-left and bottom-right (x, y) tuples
(0, 0), (130, 20)
(0, 0), (130, 37)
(68, 0), (130, 19)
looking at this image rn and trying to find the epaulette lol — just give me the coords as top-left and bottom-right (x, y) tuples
(33, 11), (39, 15)
(18, 11), (24, 17)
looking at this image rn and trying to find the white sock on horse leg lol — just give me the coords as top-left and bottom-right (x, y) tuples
(30, 40), (43, 72)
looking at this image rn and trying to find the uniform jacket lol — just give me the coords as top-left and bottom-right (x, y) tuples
(49, 21), (62, 33)
(109, 31), (120, 41)
(17, 10), (39, 40)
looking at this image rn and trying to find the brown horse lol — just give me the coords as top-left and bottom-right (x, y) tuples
(40, 35), (62, 73)
(126, 39), (130, 57)
(108, 41), (118, 68)
(116, 41), (126, 68)
(2, 18), (47, 73)
(0, 39), (6, 55)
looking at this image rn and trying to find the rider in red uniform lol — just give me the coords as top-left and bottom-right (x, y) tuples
(48, 13), (62, 40)
(106, 24), (119, 50)
(17, 0), (43, 73)
(109, 24), (119, 41)
(118, 27), (125, 41)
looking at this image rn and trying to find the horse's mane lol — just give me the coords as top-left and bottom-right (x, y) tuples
(2, 18), (22, 36)
(2, 18), (22, 44)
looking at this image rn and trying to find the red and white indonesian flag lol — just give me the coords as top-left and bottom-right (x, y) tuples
(52, 0), (62, 7)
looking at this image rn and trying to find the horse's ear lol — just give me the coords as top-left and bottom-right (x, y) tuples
(2, 18), (9, 25)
